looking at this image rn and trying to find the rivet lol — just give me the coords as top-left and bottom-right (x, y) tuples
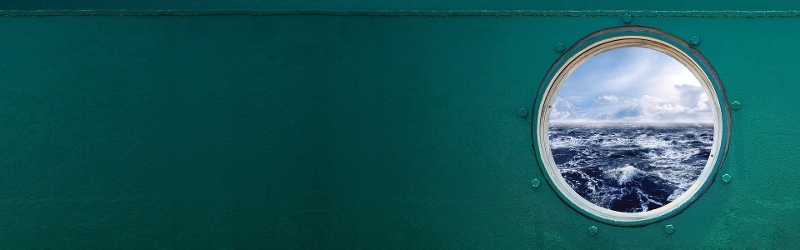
(622, 13), (633, 24)
(690, 36), (701, 46)
(555, 42), (565, 53)
(518, 107), (528, 118)
(588, 226), (599, 236)
(731, 101), (741, 111)
(531, 179), (541, 189)
(722, 174), (732, 184)
(664, 224), (675, 234)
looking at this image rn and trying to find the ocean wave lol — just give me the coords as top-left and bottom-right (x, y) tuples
(605, 165), (644, 185)
(549, 123), (712, 212)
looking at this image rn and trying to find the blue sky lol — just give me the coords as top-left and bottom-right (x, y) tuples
(549, 47), (713, 123)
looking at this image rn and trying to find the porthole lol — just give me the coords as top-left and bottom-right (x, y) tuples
(533, 27), (730, 226)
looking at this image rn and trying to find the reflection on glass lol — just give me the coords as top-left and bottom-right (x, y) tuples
(548, 47), (713, 213)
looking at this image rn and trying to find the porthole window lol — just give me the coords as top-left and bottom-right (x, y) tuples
(534, 28), (729, 226)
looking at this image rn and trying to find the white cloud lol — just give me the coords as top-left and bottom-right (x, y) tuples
(553, 47), (714, 123)
(599, 93), (711, 122)
(550, 97), (578, 120)
(595, 95), (619, 104)
(612, 104), (643, 119)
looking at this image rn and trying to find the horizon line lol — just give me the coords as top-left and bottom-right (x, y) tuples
(549, 120), (714, 124)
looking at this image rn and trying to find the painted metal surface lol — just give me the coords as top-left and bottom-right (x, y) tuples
(0, 1), (796, 249)
(4, 1), (800, 12)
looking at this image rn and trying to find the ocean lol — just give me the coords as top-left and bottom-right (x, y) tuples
(548, 123), (713, 213)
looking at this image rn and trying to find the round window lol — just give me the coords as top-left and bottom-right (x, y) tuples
(533, 27), (730, 226)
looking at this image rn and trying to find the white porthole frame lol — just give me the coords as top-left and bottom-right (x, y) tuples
(533, 27), (730, 226)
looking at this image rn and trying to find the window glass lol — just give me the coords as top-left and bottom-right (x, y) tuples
(548, 47), (713, 213)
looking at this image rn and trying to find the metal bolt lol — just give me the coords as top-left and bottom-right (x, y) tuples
(531, 179), (541, 189)
(622, 13), (633, 24)
(555, 42), (565, 53)
(588, 226), (599, 236)
(664, 224), (675, 234)
(722, 174), (732, 184)
(690, 36), (701, 46)
(518, 107), (528, 118)
(731, 101), (741, 111)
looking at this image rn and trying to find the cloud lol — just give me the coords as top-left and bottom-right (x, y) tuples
(599, 93), (711, 122)
(674, 84), (705, 108)
(550, 97), (578, 120)
(595, 95), (619, 104)
(612, 104), (643, 119)
(552, 47), (714, 123)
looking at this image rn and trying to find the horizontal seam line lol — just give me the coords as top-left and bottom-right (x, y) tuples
(0, 9), (799, 17)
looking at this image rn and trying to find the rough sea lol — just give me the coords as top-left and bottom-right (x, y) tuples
(548, 123), (713, 213)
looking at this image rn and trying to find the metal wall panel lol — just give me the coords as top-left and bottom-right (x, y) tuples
(0, 2), (795, 249)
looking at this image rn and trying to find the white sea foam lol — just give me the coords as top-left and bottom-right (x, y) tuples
(605, 165), (644, 185)
(548, 123), (713, 212)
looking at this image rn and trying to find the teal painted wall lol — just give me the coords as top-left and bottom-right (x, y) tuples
(5, 1), (800, 11)
(0, 1), (797, 249)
